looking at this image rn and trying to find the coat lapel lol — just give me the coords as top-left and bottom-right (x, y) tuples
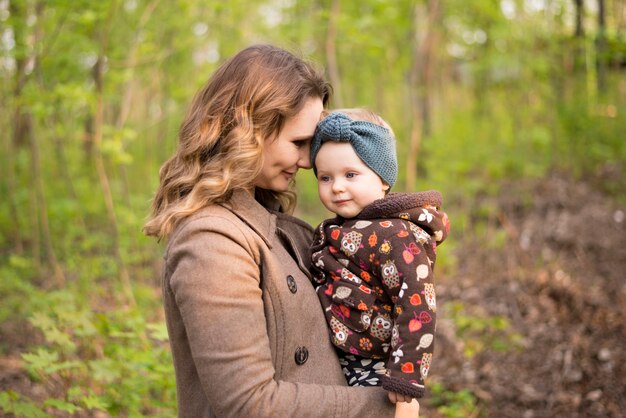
(220, 189), (275, 249)
(220, 189), (314, 278)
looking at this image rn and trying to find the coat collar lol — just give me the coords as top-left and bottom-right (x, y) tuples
(356, 191), (442, 219)
(219, 189), (276, 249)
(220, 189), (314, 278)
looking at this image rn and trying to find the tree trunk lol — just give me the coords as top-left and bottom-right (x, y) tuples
(28, 115), (65, 285)
(16, 1), (66, 283)
(617, 0), (626, 35)
(9, 0), (39, 268)
(10, 0), (30, 151)
(6, 0), (30, 255)
(421, 1), (440, 139)
(83, 114), (95, 161)
(325, 0), (343, 107)
(596, 0), (607, 92)
(51, 129), (87, 232)
(574, 0), (585, 37)
(92, 1), (137, 307)
(28, 177), (42, 275)
(5, 124), (24, 255)
(406, 0), (439, 191)
(573, 0), (585, 71)
(115, 0), (160, 209)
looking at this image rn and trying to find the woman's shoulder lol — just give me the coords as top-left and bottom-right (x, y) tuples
(165, 204), (255, 254)
(174, 204), (240, 233)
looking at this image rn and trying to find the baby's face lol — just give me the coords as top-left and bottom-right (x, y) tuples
(315, 141), (388, 218)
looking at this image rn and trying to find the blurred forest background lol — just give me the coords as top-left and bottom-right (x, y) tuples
(1, 0), (625, 417)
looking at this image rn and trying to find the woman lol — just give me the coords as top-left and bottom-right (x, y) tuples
(144, 45), (415, 417)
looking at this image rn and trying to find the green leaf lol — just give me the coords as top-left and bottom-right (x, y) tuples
(80, 394), (109, 411)
(21, 349), (59, 373)
(43, 398), (82, 414)
(146, 322), (169, 342)
(44, 360), (83, 375)
(42, 327), (77, 352)
(0, 391), (50, 418)
(89, 358), (122, 383)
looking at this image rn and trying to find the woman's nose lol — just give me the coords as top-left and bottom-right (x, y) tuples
(297, 147), (312, 169)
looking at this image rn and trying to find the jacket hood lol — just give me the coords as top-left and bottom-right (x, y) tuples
(355, 190), (450, 244)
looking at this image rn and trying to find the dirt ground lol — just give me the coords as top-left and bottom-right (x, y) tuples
(423, 172), (626, 417)
(1, 173), (625, 417)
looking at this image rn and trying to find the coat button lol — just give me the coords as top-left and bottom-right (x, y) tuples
(294, 346), (309, 365)
(286, 275), (297, 294)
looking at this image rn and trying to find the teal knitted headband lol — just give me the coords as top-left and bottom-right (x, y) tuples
(311, 111), (398, 188)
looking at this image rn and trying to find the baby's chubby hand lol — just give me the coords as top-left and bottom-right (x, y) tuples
(393, 398), (420, 418)
(388, 391), (413, 403)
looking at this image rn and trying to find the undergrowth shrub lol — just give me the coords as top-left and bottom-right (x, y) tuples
(0, 289), (176, 417)
(444, 301), (525, 359)
(429, 382), (482, 418)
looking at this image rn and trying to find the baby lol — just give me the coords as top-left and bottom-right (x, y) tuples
(309, 109), (450, 405)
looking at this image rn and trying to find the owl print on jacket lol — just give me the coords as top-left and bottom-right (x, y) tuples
(391, 324), (401, 348)
(381, 260), (401, 289)
(341, 268), (362, 284)
(341, 231), (363, 256)
(409, 223), (431, 244)
(423, 283), (436, 312)
(333, 286), (352, 300)
(420, 352), (432, 380)
(370, 313), (392, 341)
(360, 311), (372, 328)
(330, 316), (351, 346)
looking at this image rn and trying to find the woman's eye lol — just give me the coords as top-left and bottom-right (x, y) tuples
(293, 139), (308, 148)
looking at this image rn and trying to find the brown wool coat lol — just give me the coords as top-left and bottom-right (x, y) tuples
(162, 189), (394, 418)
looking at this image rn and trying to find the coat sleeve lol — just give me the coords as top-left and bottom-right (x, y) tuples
(376, 224), (438, 399)
(165, 216), (394, 418)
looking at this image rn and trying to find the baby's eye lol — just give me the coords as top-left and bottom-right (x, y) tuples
(346, 172), (356, 178)
(319, 175), (330, 182)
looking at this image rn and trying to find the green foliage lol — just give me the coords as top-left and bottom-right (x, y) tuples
(0, 391), (50, 418)
(445, 301), (524, 359)
(428, 382), (482, 418)
(3, 290), (177, 417)
(0, 257), (48, 326)
(556, 82), (626, 176)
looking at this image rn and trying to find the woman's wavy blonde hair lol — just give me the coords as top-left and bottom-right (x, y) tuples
(144, 44), (330, 239)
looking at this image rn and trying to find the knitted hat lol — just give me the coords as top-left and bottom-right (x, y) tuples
(310, 112), (398, 188)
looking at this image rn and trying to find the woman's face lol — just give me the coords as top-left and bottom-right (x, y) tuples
(254, 97), (324, 192)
